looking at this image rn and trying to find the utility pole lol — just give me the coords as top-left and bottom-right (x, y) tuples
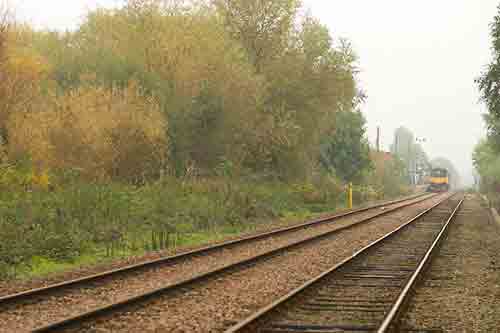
(376, 126), (381, 152)
(415, 137), (427, 185)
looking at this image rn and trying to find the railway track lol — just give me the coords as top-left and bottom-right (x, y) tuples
(0, 192), (441, 332)
(401, 195), (500, 332)
(225, 194), (463, 333)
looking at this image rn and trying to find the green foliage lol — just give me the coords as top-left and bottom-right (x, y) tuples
(214, 0), (301, 72)
(477, 5), (500, 148)
(0, 174), (350, 278)
(352, 184), (379, 204)
(473, 139), (500, 192)
(320, 111), (372, 183)
(0, 0), (412, 278)
(474, 5), (500, 205)
(27, 0), (360, 180)
(379, 158), (410, 197)
(368, 151), (409, 198)
(473, 139), (500, 210)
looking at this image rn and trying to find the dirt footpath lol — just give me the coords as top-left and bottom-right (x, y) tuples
(402, 194), (500, 332)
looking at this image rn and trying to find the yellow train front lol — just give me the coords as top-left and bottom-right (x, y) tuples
(427, 167), (450, 192)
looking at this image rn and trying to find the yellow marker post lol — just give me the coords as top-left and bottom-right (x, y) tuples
(348, 182), (353, 209)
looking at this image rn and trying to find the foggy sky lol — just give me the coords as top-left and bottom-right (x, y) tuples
(14, 0), (498, 185)
(303, 1), (496, 186)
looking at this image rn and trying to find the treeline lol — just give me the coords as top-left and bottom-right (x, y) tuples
(0, 0), (409, 277)
(475, 4), (500, 202)
(1, 0), (362, 182)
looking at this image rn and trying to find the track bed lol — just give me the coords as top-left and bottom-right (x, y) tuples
(401, 194), (500, 332)
(227, 194), (462, 333)
(0, 193), (445, 332)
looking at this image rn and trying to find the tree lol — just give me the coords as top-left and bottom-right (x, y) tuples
(8, 81), (169, 183)
(36, 1), (267, 174)
(213, 0), (300, 72)
(0, 4), (8, 145)
(22, 0), (361, 182)
(477, 4), (500, 151)
(320, 111), (372, 183)
(473, 139), (500, 192)
(0, 23), (48, 148)
(240, 12), (359, 180)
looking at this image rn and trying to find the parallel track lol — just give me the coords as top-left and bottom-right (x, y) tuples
(0, 193), (431, 306)
(0, 192), (439, 332)
(225, 194), (463, 333)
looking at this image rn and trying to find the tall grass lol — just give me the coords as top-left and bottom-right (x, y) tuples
(0, 171), (353, 278)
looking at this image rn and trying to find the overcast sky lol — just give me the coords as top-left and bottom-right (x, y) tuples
(13, 0), (499, 185)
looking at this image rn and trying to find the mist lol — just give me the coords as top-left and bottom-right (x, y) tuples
(303, 0), (497, 186)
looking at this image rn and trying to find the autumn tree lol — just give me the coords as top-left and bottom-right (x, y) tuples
(0, 4), (10, 145)
(0, 14), (48, 150)
(213, 0), (300, 72)
(0, 2), (8, 62)
(27, 0), (362, 181)
(30, 3), (245, 173)
(8, 81), (169, 183)
(246, 13), (359, 179)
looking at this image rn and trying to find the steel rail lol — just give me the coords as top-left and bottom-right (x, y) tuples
(0, 192), (431, 307)
(377, 197), (464, 332)
(224, 192), (459, 333)
(29, 193), (442, 333)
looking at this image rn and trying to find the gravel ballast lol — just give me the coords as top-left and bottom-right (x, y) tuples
(0, 194), (438, 332)
(56, 195), (447, 332)
(0, 193), (427, 299)
(401, 194), (500, 332)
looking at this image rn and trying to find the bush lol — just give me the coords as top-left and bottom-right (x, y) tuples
(0, 167), (391, 278)
(7, 81), (169, 183)
(0, 1), (411, 279)
(0, 22), (48, 149)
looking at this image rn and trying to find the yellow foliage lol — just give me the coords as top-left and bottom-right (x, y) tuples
(29, 169), (51, 190)
(79, 9), (266, 169)
(0, 140), (6, 162)
(0, 26), (49, 145)
(0, 161), (51, 191)
(0, 163), (17, 188)
(7, 81), (169, 183)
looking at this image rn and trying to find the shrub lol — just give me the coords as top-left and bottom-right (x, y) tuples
(7, 81), (169, 183)
(0, 22), (49, 150)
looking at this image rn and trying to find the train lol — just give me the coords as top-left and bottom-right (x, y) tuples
(426, 167), (450, 192)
